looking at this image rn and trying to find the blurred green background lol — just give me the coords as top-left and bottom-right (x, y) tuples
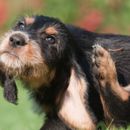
(0, 0), (130, 130)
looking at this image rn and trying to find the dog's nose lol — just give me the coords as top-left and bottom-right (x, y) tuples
(9, 34), (26, 47)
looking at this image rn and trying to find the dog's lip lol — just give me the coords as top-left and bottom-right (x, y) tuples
(0, 50), (19, 59)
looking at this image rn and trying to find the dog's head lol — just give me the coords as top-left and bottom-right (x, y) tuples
(0, 15), (71, 89)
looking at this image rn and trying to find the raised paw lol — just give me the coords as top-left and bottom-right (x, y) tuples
(92, 45), (117, 87)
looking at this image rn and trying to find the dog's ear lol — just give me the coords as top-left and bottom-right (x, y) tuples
(4, 75), (18, 104)
(58, 69), (95, 130)
(0, 72), (18, 104)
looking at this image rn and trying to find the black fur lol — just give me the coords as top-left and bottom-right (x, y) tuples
(0, 71), (17, 104)
(1, 15), (130, 129)
(25, 16), (130, 128)
(68, 26), (130, 127)
(40, 117), (71, 130)
(3, 75), (17, 104)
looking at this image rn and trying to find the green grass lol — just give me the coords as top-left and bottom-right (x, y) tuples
(97, 122), (130, 130)
(0, 81), (43, 130)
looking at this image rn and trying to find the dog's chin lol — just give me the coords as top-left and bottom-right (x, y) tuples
(0, 53), (55, 89)
(0, 53), (23, 76)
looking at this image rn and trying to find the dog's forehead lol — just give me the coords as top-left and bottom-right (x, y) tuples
(23, 16), (55, 26)
(23, 16), (59, 34)
(24, 16), (35, 25)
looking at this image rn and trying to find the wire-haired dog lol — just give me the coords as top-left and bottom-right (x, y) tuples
(1, 15), (130, 130)
(92, 45), (130, 128)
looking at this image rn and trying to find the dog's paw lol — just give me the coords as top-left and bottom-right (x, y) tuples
(92, 44), (117, 87)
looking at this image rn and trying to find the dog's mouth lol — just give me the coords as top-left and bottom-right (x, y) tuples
(0, 50), (19, 59)
(0, 44), (55, 89)
(0, 49), (24, 77)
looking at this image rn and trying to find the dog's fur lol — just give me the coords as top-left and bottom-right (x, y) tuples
(1, 15), (130, 129)
(0, 70), (17, 104)
(92, 45), (130, 128)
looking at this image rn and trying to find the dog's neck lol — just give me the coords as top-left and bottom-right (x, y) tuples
(30, 61), (72, 115)
(22, 69), (56, 89)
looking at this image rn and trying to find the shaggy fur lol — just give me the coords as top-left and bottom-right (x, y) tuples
(0, 15), (130, 129)
(92, 45), (130, 128)
(0, 71), (17, 104)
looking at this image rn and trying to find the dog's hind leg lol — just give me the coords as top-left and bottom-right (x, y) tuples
(40, 116), (71, 130)
(92, 45), (130, 125)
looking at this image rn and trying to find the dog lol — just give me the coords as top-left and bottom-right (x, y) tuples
(0, 15), (98, 130)
(0, 15), (130, 130)
(92, 45), (130, 128)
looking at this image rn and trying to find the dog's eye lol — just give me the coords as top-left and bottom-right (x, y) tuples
(18, 22), (25, 30)
(45, 36), (55, 44)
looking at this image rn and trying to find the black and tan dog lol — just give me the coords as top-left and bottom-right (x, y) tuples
(0, 15), (130, 130)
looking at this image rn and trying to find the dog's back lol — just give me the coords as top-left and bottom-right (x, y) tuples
(67, 25), (130, 86)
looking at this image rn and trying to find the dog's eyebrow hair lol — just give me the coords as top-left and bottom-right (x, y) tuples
(24, 17), (35, 25)
(45, 27), (58, 35)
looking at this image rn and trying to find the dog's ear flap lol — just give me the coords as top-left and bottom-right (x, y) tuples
(0, 72), (18, 104)
(58, 69), (95, 130)
(4, 75), (18, 104)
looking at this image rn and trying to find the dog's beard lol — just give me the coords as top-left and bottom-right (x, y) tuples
(0, 41), (44, 76)
(0, 31), (55, 88)
(0, 53), (55, 88)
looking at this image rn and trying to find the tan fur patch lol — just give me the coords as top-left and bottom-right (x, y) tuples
(93, 45), (130, 102)
(23, 68), (55, 89)
(100, 47), (130, 101)
(111, 82), (129, 102)
(45, 27), (58, 35)
(25, 17), (35, 25)
(124, 85), (130, 92)
(58, 69), (96, 130)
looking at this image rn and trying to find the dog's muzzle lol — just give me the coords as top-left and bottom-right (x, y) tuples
(9, 33), (26, 47)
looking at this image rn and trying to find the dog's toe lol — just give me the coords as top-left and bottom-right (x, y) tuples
(92, 44), (104, 57)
